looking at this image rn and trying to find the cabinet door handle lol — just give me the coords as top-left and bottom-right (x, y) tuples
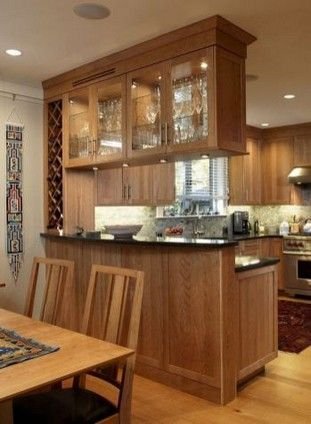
(123, 185), (127, 200)
(161, 123), (167, 145)
(128, 185), (131, 200)
(165, 123), (169, 145)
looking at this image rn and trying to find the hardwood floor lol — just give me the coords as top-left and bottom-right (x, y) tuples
(130, 347), (311, 423)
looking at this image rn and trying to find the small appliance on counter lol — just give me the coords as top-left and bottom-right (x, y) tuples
(232, 211), (251, 234)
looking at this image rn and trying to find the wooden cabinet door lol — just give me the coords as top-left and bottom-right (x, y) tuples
(229, 154), (244, 205)
(229, 137), (261, 205)
(96, 168), (123, 205)
(92, 76), (126, 164)
(244, 137), (261, 204)
(127, 62), (167, 159)
(152, 163), (175, 205)
(237, 266), (278, 380)
(261, 137), (293, 204)
(124, 166), (153, 205)
(294, 134), (311, 165)
(63, 88), (94, 168)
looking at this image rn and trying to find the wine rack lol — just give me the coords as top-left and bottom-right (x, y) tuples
(47, 99), (63, 229)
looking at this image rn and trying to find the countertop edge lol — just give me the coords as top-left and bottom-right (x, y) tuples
(40, 233), (238, 248)
(235, 257), (280, 272)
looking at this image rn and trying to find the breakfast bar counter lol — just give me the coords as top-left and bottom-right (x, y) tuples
(41, 232), (279, 405)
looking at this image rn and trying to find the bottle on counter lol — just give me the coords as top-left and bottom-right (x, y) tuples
(279, 220), (289, 235)
(254, 220), (259, 234)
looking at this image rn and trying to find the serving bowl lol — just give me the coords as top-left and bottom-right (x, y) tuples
(103, 225), (143, 240)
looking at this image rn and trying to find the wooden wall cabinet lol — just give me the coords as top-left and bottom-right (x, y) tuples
(294, 134), (311, 165)
(261, 136), (294, 204)
(127, 47), (247, 162)
(63, 77), (127, 168)
(96, 162), (175, 206)
(229, 136), (261, 205)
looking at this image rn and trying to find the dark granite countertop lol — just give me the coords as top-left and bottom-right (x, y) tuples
(40, 232), (238, 248)
(235, 256), (280, 272)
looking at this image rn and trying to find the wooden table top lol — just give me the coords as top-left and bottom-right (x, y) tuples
(0, 308), (133, 402)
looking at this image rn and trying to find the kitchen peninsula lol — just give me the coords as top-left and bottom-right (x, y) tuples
(42, 233), (279, 405)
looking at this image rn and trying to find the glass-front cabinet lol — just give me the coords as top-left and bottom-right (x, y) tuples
(168, 49), (211, 152)
(63, 76), (126, 167)
(63, 47), (245, 167)
(127, 49), (213, 159)
(127, 63), (166, 157)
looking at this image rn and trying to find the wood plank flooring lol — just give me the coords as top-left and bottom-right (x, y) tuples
(130, 347), (311, 423)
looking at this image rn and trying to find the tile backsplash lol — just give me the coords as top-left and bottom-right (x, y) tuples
(95, 204), (311, 238)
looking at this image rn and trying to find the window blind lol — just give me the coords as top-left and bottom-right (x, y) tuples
(175, 158), (228, 214)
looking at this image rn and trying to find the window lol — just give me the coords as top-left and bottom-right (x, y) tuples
(162, 158), (228, 216)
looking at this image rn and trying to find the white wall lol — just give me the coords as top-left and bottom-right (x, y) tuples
(0, 84), (44, 312)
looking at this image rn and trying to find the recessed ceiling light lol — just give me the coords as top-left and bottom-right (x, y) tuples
(283, 94), (295, 99)
(73, 3), (110, 20)
(261, 123), (270, 127)
(5, 49), (22, 57)
(159, 159), (167, 163)
(122, 163), (129, 168)
(200, 62), (208, 70)
(201, 154), (209, 159)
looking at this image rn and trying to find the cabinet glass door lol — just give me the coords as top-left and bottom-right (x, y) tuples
(169, 51), (210, 147)
(68, 89), (92, 159)
(95, 77), (125, 159)
(128, 64), (165, 154)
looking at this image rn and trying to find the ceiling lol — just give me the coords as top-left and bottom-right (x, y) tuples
(1, 0), (311, 128)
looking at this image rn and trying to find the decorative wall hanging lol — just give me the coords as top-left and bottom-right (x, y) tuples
(6, 118), (24, 281)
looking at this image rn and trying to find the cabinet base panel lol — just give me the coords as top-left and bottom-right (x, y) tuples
(135, 362), (222, 404)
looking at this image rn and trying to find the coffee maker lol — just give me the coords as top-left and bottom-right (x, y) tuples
(232, 211), (250, 234)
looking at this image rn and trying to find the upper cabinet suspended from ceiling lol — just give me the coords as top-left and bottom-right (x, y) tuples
(44, 15), (256, 169)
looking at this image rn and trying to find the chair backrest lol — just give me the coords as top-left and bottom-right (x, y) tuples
(81, 264), (144, 422)
(24, 256), (75, 327)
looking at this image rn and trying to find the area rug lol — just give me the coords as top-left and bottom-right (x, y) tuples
(0, 326), (59, 368)
(278, 300), (311, 354)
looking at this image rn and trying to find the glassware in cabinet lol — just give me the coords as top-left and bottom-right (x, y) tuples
(127, 63), (166, 156)
(94, 76), (126, 160)
(67, 88), (92, 160)
(168, 49), (211, 150)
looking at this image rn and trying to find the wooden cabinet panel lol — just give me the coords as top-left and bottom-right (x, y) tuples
(96, 168), (123, 205)
(166, 248), (221, 386)
(124, 166), (153, 205)
(229, 137), (261, 205)
(269, 238), (284, 290)
(237, 266), (278, 380)
(121, 245), (166, 369)
(96, 163), (174, 206)
(236, 239), (260, 256)
(152, 163), (175, 204)
(63, 169), (95, 234)
(294, 134), (311, 165)
(261, 137), (293, 204)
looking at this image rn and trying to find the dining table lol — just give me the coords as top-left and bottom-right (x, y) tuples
(0, 308), (134, 424)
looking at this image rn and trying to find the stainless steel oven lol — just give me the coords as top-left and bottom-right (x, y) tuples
(283, 236), (311, 296)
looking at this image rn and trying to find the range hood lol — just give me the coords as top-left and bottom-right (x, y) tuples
(288, 165), (311, 185)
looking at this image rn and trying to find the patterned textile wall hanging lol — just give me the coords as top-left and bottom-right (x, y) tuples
(6, 123), (24, 281)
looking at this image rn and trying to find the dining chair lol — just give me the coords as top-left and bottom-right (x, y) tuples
(13, 264), (144, 424)
(24, 256), (75, 327)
